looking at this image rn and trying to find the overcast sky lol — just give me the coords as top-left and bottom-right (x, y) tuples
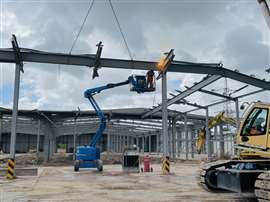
(0, 0), (269, 116)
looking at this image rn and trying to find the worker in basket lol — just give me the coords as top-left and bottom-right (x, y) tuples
(146, 69), (155, 89)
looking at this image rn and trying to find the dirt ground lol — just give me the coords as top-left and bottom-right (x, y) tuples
(0, 162), (257, 202)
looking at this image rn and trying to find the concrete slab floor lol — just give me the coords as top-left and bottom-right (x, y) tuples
(0, 162), (256, 202)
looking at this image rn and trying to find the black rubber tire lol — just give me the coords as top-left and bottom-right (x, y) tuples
(97, 160), (103, 172)
(74, 161), (80, 172)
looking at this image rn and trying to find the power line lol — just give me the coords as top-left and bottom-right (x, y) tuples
(108, 0), (133, 60)
(69, 0), (95, 54)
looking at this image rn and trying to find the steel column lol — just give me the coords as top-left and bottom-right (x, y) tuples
(219, 125), (224, 158)
(235, 98), (240, 155)
(136, 136), (139, 152)
(0, 114), (2, 151)
(107, 132), (110, 152)
(162, 72), (169, 156)
(177, 129), (181, 158)
(191, 126), (195, 159)
(168, 119), (172, 156)
(73, 118), (77, 160)
(10, 64), (21, 159)
(148, 135), (150, 153)
(127, 135), (130, 149)
(235, 98), (240, 131)
(172, 119), (176, 160)
(184, 114), (188, 160)
(205, 107), (211, 158)
(142, 136), (145, 153)
(36, 119), (41, 159)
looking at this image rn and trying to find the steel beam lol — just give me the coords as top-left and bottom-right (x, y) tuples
(170, 93), (206, 109)
(235, 89), (266, 99)
(142, 75), (222, 118)
(0, 48), (269, 89)
(198, 89), (235, 101)
(183, 89), (267, 114)
(174, 100), (206, 109)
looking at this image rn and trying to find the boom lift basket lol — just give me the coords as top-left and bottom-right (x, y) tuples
(129, 75), (156, 93)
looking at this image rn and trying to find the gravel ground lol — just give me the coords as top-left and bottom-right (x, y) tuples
(0, 162), (256, 202)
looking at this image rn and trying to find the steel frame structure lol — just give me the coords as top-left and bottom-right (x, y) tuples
(1, 35), (269, 160)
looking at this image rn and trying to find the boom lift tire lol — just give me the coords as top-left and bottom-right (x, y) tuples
(74, 160), (80, 172)
(97, 160), (103, 172)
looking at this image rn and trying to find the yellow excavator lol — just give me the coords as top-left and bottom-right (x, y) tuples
(198, 1), (270, 201)
(198, 102), (270, 201)
(196, 111), (236, 154)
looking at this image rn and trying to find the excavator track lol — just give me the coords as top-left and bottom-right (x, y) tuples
(197, 165), (211, 191)
(197, 160), (230, 192)
(255, 171), (270, 202)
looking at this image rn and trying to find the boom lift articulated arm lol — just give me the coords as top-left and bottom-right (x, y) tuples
(75, 74), (155, 172)
(84, 79), (130, 147)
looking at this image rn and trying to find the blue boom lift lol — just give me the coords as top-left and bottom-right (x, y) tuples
(74, 75), (155, 172)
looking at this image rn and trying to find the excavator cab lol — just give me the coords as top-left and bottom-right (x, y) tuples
(129, 75), (156, 93)
(238, 103), (270, 151)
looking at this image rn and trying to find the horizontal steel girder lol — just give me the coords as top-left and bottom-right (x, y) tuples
(0, 48), (269, 90)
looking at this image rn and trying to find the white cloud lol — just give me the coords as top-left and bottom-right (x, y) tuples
(0, 1), (269, 117)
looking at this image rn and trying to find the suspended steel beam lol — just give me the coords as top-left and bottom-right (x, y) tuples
(142, 75), (222, 118)
(0, 48), (269, 90)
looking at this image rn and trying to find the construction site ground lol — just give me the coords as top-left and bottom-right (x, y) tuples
(0, 162), (256, 202)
